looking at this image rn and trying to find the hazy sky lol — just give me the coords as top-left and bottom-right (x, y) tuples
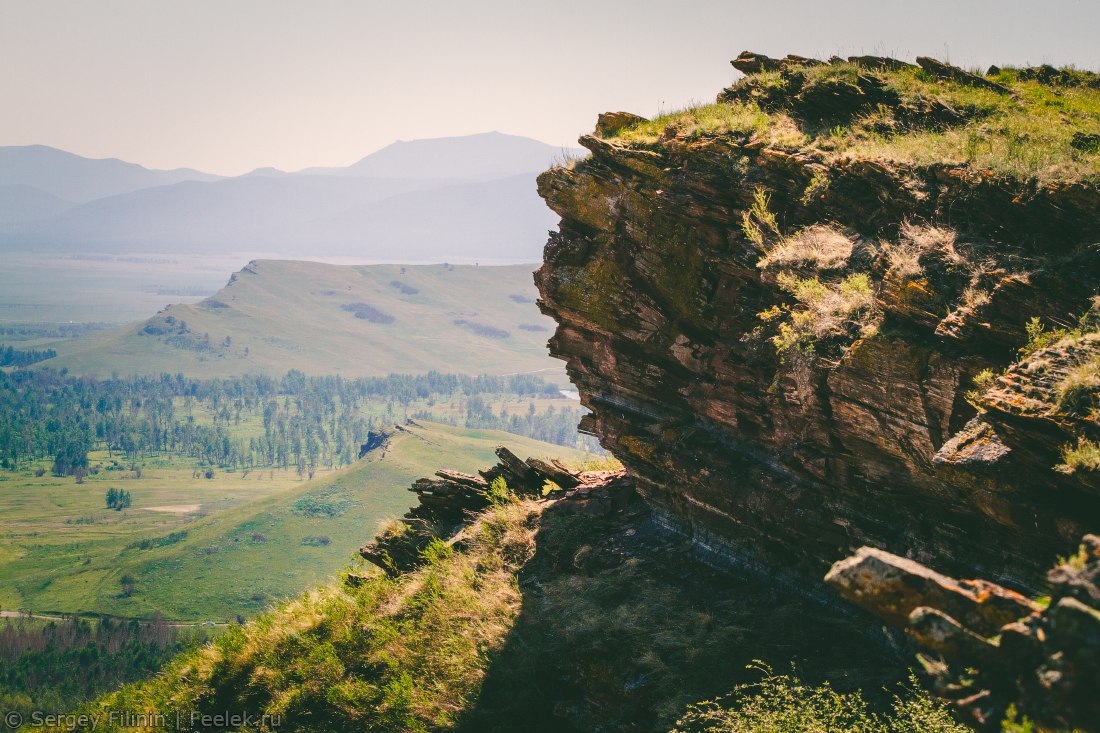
(3, 0), (1099, 176)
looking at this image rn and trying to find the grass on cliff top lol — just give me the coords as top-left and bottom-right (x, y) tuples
(605, 61), (1100, 183)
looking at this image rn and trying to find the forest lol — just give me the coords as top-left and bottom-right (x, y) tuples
(0, 615), (209, 722)
(0, 345), (57, 368)
(0, 369), (592, 478)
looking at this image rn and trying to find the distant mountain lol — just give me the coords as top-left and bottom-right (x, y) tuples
(0, 184), (74, 224)
(301, 131), (574, 180)
(15, 174), (451, 251)
(0, 145), (221, 203)
(292, 174), (556, 259)
(46, 260), (565, 379)
(2, 134), (577, 261)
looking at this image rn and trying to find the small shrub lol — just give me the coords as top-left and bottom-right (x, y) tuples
(389, 280), (420, 295)
(126, 531), (187, 551)
(1059, 437), (1100, 473)
(453, 319), (510, 339)
(973, 369), (997, 392)
(671, 667), (968, 733)
(292, 486), (355, 518)
(881, 222), (961, 279)
(119, 574), (136, 597)
(341, 302), (396, 324)
(741, 187), (780, 248)
(770, 272), (877, 355)
(800, 168), (831, 204)
(1019, 316), (1078, 357)
(962, 286), (992, 308)
(485, 476), (514, 506)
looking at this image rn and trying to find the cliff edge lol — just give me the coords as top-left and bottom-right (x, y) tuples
(536, 52), (1100, 595)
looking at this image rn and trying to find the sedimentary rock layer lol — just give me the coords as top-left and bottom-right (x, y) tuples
(534, 54), (1100, 592)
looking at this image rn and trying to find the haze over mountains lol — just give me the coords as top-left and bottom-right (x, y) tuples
(0, 132), (579, 261)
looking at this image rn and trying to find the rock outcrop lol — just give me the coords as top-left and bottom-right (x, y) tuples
(534, 53), (1100, 598)
(826, 536), (1100, 730)
(359, 445), (626, 575)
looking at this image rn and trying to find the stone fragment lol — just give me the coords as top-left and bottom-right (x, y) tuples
(907, 606), (999, 663)
(731, 51), (782, 74)
(825, 546), (1038, 635)
(595, 111), (647, 138)
(915, 56), (1014, 95)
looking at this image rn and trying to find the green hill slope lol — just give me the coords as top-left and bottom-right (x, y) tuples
(0, 421), (585, 621)
(44, 261), (564, 380)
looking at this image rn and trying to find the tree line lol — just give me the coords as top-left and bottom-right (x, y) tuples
(0, 344), (57, 367)
(0, 614), (207, 723)
(0, 369), (588, 476)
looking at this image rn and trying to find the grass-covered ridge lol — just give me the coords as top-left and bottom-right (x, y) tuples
(605, 57), (1100, 183)
(43, 469), (971, 733)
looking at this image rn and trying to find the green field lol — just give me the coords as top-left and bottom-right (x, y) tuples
(39, 260), (565, 380)
(0, 420), (585, 621)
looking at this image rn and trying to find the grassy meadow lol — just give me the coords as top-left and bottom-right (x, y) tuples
(0, 421), (585, 621)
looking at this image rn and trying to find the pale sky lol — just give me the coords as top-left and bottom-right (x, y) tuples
(3, 0), (1099, 176)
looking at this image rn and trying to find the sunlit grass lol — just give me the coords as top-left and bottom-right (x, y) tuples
(603, 62), (1100, 183)
(609, 102), (808, 148)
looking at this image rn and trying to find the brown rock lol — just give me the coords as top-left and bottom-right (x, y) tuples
(915, 56), (1014, 95)
(731, 51), (782, 74)
(824, 547), (1037, 635)
(595, 111), (647, 138)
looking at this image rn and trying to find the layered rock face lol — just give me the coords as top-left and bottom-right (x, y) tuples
(534, 53), (1100, 593)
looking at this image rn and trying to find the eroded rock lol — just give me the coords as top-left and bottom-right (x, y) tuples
(826, 537), (1100, 730)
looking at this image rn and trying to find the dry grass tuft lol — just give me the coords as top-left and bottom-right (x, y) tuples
(1057, 357), (1100, 414)
(881, 221), (962, 278)
(759, 225), (855, 271)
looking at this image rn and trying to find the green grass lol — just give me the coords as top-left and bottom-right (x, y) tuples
(45, 497), (542, 732)
(0, 421), (584, 621)
(1060, 437), (1100, 473)
(603, 60), (1100, 184)
(611, 102), (808, 149)
(671, 668), (967, 733)
(40, 261), (566, 380)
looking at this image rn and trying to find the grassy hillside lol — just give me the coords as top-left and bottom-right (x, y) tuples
(0, 421), (585, 620)
(43, 261), (565, 380)
(56, 482), (967, 733)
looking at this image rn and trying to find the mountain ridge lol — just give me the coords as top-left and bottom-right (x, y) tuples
(0, 133), (581, 260)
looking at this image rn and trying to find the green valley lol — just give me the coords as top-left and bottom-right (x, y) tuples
(0, 420), (585, 621)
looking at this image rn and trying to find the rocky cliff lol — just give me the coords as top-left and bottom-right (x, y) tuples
(535, 52), (1100, 595)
